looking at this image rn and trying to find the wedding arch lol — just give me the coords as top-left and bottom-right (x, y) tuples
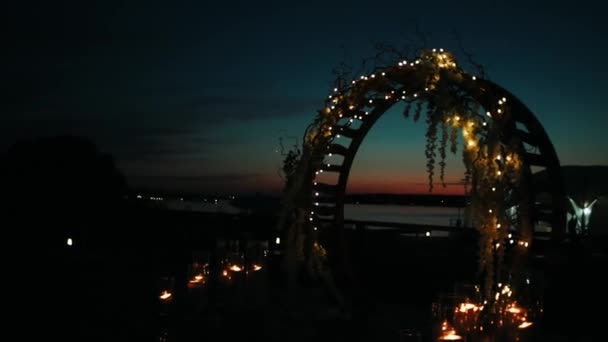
(278, 48), (566, 302)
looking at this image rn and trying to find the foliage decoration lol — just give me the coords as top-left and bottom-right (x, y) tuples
(278, 47), (534, 313)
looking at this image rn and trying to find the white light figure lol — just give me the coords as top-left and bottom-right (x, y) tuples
(567, 197), (598, 235)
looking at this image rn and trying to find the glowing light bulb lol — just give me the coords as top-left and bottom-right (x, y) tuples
(472, 76), (476, 80)
(67, 237), (73, 246)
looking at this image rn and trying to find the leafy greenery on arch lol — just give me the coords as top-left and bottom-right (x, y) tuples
(278, 48), (533, 307)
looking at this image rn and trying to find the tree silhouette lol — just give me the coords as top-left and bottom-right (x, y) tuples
(1, 135), (129, 341)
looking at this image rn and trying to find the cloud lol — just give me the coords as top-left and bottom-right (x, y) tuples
(182, 94), (320, 122)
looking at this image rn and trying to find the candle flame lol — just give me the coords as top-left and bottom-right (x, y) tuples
(229, 265), (243, 272)
(518, 321), (533, 329)
(439, 331), (463, 340)
(458, 303), (478, 312)
(159, 291), (172, 300)
(507, 306), (522, 314)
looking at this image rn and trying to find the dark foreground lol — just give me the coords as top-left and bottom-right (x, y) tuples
(8, 208), (608, 342)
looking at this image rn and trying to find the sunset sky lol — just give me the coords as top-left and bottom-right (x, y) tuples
(3, 0), (607, 195)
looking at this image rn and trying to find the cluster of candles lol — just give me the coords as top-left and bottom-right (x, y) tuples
(159, 261), (264, 301)
(437, 298), (535, 341)
(220, 262), (263, 281)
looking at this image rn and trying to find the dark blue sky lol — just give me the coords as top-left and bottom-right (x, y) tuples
(4, 0), (607, 194)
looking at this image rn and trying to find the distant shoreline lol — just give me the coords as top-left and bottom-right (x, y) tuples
(345, 193), (467, 207)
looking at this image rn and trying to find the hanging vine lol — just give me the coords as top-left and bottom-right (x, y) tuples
(277, 47), (533, 315)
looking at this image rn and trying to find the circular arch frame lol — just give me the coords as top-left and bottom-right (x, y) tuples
(279, 49), (568, 301)
(312, 78), (566, 239)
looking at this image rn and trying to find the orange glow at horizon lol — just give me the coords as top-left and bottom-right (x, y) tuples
(346, 175), (467, 195)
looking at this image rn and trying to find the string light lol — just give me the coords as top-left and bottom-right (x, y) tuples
(284, 49), (529, 313)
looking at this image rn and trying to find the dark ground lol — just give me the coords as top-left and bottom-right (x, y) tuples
(6, 208), (607, 342)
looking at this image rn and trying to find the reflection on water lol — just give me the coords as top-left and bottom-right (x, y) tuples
(345, 204), (465, 226)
